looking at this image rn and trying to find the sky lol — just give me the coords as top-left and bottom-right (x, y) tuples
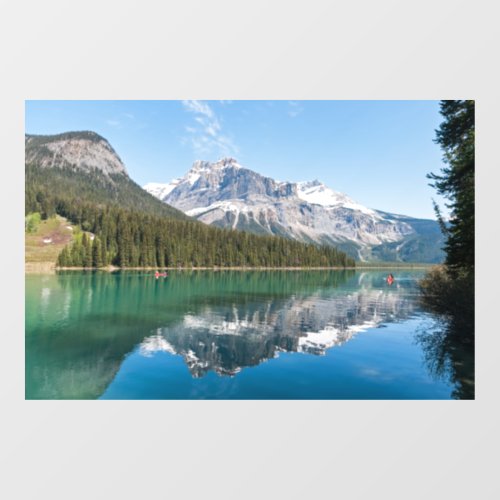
(25, 100), (448, 219)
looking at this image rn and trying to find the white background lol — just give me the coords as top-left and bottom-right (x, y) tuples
(1, 1), (498, 499)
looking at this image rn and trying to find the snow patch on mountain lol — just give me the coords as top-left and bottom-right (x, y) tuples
(297, 180), (377, 216)
(142, 180), (181, 199)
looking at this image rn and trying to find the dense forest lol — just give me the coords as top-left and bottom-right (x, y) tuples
(25, 164), (355, 268)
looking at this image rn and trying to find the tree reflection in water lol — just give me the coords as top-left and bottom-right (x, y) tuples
(417, 311), (474, 400)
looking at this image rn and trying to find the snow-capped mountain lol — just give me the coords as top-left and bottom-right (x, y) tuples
(144, 158), (444, 262)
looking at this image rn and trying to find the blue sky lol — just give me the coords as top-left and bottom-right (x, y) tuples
(25, 100), (447, 219)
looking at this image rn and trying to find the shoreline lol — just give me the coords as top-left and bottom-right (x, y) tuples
(26, 262), (436, 274)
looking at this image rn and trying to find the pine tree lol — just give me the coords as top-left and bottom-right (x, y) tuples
(82, 233), (93, 267)
(100, 238), (108, 266)
(57, 246), (70, 267)
(428, 100), (474, 276)
(92, 237), (103, 268)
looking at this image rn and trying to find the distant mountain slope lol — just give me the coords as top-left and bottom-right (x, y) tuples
(144, 158), (445, 263)
(25, 132), (189, 220)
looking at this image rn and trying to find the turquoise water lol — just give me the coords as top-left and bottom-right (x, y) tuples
(25, 270), (471, 399)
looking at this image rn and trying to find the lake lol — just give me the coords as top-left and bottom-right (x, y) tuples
(25, 270), (474, 399)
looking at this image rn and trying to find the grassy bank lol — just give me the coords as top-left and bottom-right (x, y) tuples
(25, 215), (75, 273)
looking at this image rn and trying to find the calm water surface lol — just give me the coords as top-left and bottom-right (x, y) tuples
(25, 270), (473, 399)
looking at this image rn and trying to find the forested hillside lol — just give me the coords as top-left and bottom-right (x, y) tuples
(52, 201), (354, 268)
(25, 164), (189, 220)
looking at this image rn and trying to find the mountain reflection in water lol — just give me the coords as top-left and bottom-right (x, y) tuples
(25, 270), (470, 399)
(138, 282), (418, 378)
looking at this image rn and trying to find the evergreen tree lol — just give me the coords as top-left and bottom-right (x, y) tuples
(100, 238), (108, 266)
(57, 246), (71, 267)
(92, 237), (103, 268)
(81, 233), (93, 267)
(428, 100), (474, 276)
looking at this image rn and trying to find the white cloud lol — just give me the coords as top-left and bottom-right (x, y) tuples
(205, 120), (221, 137)
(106, 119), (121, 127)
(288, 101), (303, 118)
(181, 100), (238, 158)
(182, 100), (214, 119)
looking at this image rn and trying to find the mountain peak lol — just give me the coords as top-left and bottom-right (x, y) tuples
(25, 130), (128, 176)
(217, 157), (240, 166)
(190, 157), (241, 172)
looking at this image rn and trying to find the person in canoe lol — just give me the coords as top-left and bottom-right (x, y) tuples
(155, 271), (168, 279)
(386, 273), (394, 285)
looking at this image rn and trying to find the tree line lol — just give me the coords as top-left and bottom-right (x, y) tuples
(53, 203), (356, 268)
(51, 201), (355, 268)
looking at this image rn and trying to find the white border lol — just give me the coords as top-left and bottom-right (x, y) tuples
(2, 1), (499, 499)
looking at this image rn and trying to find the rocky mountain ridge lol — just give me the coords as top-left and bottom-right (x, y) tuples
(25, 131), (128, 177)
